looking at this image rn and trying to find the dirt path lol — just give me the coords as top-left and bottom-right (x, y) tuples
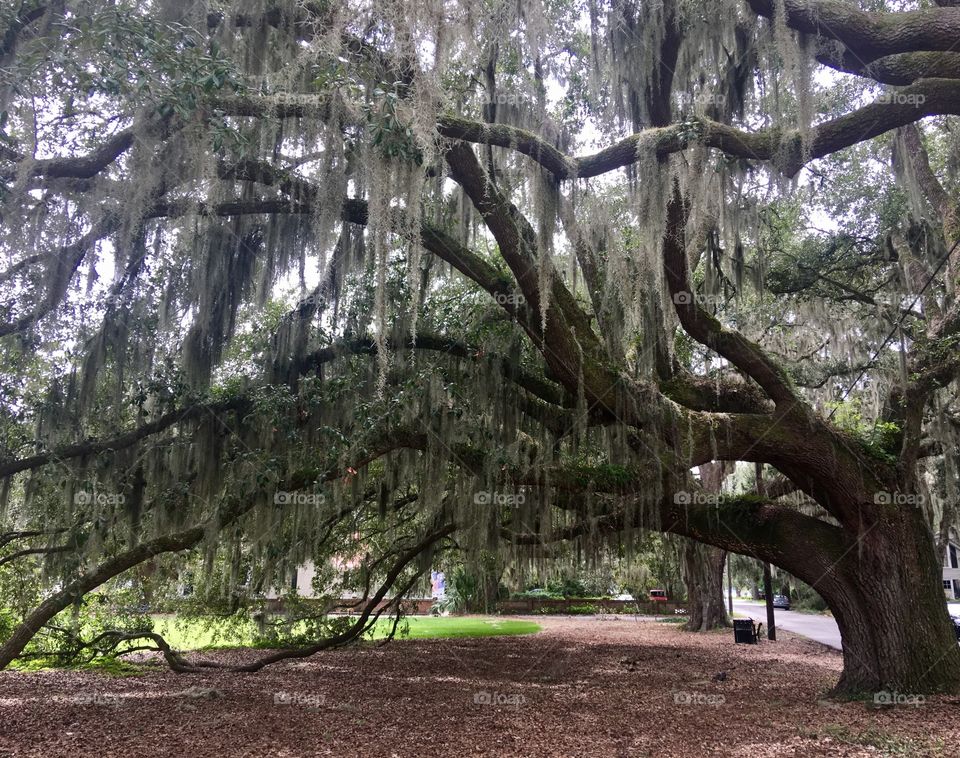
(1, 616), (957, 756)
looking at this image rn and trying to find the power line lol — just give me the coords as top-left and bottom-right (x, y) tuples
(827, 234), (960, 419)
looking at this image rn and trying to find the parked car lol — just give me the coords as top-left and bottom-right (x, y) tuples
(648, 589), (668, 602)
(772, 594), (791, 610)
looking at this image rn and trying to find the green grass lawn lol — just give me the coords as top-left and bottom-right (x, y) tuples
(150, 614), (256, 650)
(369, 616), (540, 640)
(150, 614), (540, 651)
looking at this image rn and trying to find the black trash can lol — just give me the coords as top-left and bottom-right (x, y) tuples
(733, 618), (757, 644)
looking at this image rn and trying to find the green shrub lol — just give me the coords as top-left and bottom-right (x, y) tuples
(0, 607), (14, 640)
(512, 590), (563, 600)
(546, 578), (589, 597)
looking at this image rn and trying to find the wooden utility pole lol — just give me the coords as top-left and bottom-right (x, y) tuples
(727, 553), (733, 615)
(762, 561), (776, 641)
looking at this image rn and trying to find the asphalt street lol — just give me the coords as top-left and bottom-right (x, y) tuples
(733, 600), (841, 649)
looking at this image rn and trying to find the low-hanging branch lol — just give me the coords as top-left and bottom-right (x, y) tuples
(0, 432), (428, 670)
(0, 396), (249, 479)
(0, 331), (573, 479)
(54, 522), (456, 675)
(499, 477), (850, 584)
(212, 521), (456, 674)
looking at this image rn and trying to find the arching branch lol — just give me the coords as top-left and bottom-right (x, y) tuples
(439, 79), (960, 179)
(0, 219), (120, 338)
(815, 46), (960, 85)
(0, 397), (248, 478)
(746, 0), (960, 62)
(1, 128), (135, 182)
(0, 438), (421, 670)
(661, 182), (799, 407)
(299, 333), (571, 408)
(502, 478), (849, 593)
(0, 332), (570, 479)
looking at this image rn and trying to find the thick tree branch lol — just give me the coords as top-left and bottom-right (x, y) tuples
(224, 522), (455, 673)
(661, 183), (799, 406)
(0, 330), (573, 480)
(815, 45), (960, 85)
(439, 79), (960, 179)
(0, 397), (248, 479)
(444, 143), (642, 426)
(1, 129), (135, 182)
(659, 371), (774, 414)
(747, 0), (960, 62)
(0, 219), (120, 338)
(505, 479), (849, 592)
(299, 333), (571, 408)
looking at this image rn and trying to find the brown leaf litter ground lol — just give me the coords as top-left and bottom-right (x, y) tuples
(1, 616), (958, 757)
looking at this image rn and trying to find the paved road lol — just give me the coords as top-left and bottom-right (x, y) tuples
(733, 601), (841, 650)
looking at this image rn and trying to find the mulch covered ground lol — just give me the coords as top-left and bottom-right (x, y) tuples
(1, 616), (958, 757)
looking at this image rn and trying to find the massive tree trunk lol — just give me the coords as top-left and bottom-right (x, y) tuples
(669, 485), (960, 694)
(817, 511), (960, 695)
(654, 171), (960, 694)
(682, 540), (730, 632)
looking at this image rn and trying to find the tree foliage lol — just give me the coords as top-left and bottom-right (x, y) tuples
(1, 0), (960, 691)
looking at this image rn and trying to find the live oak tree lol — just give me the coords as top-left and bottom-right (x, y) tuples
(2, 0), (960, 694)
